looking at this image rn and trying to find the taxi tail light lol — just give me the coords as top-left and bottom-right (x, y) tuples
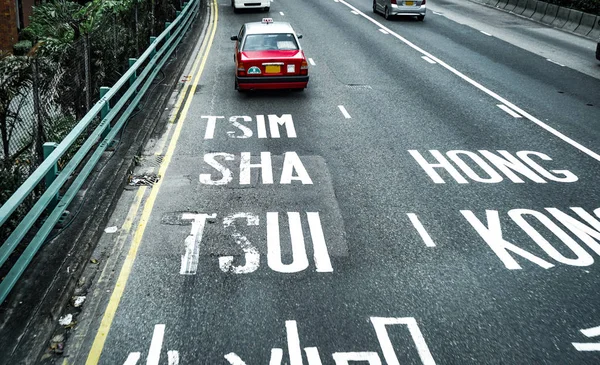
(422, 0), (426, 3)
(300, 60), (308, 75)
(391, 0), (397, 4)
(237, 62), (246, 76)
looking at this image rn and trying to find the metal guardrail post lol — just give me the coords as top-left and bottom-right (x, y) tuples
(100, 86), (111, 139)
(129, 58), (138, 89)
(166, 22), (172, 40)
(150, 36), (157, 57)
(43, 142), (59, 208)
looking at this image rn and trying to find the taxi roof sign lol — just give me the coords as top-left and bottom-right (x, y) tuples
(261, 18), (274, 24)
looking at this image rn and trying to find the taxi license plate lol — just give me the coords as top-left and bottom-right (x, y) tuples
(405, 1), (414, 5)
(265, 65), (280, 74)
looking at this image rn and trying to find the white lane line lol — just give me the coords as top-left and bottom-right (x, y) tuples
(581, 325), (600, 338)
(308, 58), (316, 66)
(147, 324), (166, 365)
(124, 353), (141, 365)
(546, 58), (565, 67)
(351, 10), (359, 14)
(337, 0), (600, 163)
(421, 56), (436, 64)
(432, 11), (442, 15)
(497, 104), (523, 118)
(338, 105), (352, 119)
(407, 213), (436, 247)
(279, 11), (285, 15)
(480, 31), (492, 36)
(378, 28), (389, 34)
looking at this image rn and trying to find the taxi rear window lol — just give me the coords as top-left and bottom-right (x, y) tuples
(242, 33), (299, 51)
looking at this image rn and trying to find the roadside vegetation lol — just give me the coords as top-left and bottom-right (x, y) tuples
(0, 0), (180, 242)
(544, 0), (600, 14)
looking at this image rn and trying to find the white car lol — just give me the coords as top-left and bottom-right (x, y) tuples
(232, 0), (270, 12)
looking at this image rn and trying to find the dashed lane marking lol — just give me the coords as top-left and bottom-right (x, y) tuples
(338, 0), (600, 163)
(338, 105), (352, 119)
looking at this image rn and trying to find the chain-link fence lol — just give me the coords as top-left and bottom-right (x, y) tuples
(0, 0), (181, 242)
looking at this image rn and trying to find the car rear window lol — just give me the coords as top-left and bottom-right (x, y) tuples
(242, 33), (299, 51)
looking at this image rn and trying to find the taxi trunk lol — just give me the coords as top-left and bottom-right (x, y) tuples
(237, 50), (309, 90)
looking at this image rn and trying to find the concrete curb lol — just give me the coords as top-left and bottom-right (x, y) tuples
(563, 10), (583, 32)
(530, 1), (547, 22)
(576, 13), (598, 36)
(521, 0), (538, 18)
(590, 16), (600, 39)
(513, 0), (529, 15)
(541, 4), (558, 24)
(470, 0), (600, 40)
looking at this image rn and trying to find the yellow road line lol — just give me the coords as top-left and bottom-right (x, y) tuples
(84, 0), (219, 363)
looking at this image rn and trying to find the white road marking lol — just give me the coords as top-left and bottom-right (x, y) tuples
(304, 347), (323, 365)
(582, 325), (600, 338)
(497, 104), (522, 118)
(308, 58), (316, 66)
(268, 212), (310, 273)
(270, 348), (283, 365)
(338, 105), (352, 119)
(167, 351), (179, 365)
(337, 0), (600, 163)
(332, 352), (381, 364)
(280, 11), (285, 15)
(224, 353), (247, 365)
(432, 11), (442, 15)
(123, 352), (141, 365)
(421, 56), (436, 64)
(351, 10), (359, 14)
(480, 31), (492, 36)
(146, 324), (166, 365)
(308, 212), (333, 272)
(407, 213), (436, 247)
(378, 28), (389, 34)
(371, 317), (436, 365)
(180, 213), (216, 275)
(286, 321), (303, 365)
(220, 213), (260, 274)
(546, 58), (565, 67)
(573, 343), (600, 351)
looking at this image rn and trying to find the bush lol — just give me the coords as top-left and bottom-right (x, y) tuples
(543, 0), (600, 15)
(13, 41), (33, 56)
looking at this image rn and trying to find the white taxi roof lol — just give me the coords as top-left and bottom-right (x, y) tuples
(245, 21), (296, 35)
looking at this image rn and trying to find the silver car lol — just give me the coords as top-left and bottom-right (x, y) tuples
(373, 0), (426, 21)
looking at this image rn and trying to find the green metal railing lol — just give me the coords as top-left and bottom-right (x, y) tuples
(0, 0), (199, 304)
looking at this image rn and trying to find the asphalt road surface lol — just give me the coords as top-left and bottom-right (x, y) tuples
(61, 0), (600, 364)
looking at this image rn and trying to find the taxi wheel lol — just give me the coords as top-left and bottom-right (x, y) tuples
(417, 15), (425, 21)
(384, 7), (391, 20)
(264, 6), (270, 11)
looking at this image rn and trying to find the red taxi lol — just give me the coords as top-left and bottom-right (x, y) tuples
(231, 18), (309, 91)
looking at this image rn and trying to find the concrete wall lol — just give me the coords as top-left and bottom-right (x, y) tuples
(470, 0), (600, 39)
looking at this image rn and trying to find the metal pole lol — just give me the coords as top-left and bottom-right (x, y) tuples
(43, 142), (59, 208)
(100, 86), (110, 138)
